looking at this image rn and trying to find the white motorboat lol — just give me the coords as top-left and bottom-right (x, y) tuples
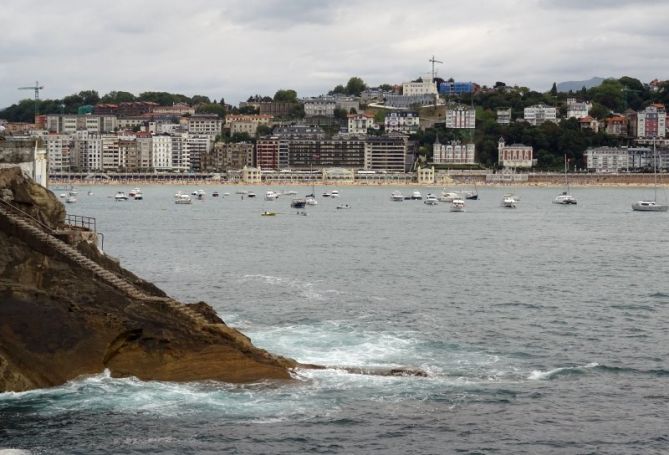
(59, 193), (67, 198)
(411, 191), (423, 200)
(554, 192), (577, 205)
(265, 191), (279, 201)
(632, 140), (668, 212)
(65, 194), (77, 204)
(632, 201), (668, 211)
(322, 192), (331, 198)
(501, 193), (518, 208)
(330, 190), (340, 198)
(133, 192), (143, 200)
(424, 194), (439, 205)
(114, 191), (128, 201)
(128, 187), (141, 197)
(391, 191), (404, 201)
(554, 155), (577, 205)
(438, 191), (460, 203)
(175, 194), (192, 204)
(450, 199), (465, 212)
(306, 196), (318, 206)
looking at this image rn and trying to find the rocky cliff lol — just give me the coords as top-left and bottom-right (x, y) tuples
(0, 167), (299, 392)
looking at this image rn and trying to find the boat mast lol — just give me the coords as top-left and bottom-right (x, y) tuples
(653, 138), (657, 202)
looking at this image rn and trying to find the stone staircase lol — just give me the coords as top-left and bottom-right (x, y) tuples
(0, 202), (208, 327)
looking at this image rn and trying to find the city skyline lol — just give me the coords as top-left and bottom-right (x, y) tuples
(1, 0), (668, 108)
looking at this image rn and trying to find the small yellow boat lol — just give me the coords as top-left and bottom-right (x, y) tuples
(261, 211), (277, 216)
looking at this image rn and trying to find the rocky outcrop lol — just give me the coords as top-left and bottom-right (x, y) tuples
(0, 167), (298, 392)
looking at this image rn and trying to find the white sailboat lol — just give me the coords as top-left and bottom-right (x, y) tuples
(632, 139), (668, 212)
(553, 155), (577, 205)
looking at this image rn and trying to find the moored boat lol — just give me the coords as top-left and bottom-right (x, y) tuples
(114, 191), (128, 201)
(424, 194), (439, 205)
(501, 193), (518, 208)
(291, 198), (307, 209)
(450, 199), (465, 212)
(391, 191), (404, 201)
(411, 191), (423, 200)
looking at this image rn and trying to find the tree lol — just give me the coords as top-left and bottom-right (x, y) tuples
(195, 103), (226, 118)
(345, 77), (367, 96)
(273, 89), (298, 103)
(378, 84), (393, 92)
(550, 82), (558, 96)
(230, 132), (252, 143)
(191, 95), (211, 105)
(330, 84), (346, 95)
(333, 107), (348, 120)
(101, 91), (136, 104)
(256, 125), (273, 136)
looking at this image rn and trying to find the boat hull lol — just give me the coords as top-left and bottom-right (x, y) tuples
(632, 202), (668, 212)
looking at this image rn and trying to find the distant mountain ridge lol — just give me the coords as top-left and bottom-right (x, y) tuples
(556, 77), (606, 93)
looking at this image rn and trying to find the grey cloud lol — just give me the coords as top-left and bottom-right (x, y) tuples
(218, 0), (347, 29)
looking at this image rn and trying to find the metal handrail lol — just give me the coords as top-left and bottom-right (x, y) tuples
(66, 214), (96, 232)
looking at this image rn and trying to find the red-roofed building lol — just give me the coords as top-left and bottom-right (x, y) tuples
(606, 115), (627, 136)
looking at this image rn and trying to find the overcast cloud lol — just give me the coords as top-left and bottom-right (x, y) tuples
(1, 0), (668, 108)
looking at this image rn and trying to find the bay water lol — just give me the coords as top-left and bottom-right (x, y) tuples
(1, 185), (668, 454)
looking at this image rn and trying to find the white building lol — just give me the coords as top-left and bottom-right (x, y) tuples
(347, 113), (375, 134)
(497, 108), (511, 125)
(187, 114), (222, 140)
(384, 112), (420, 134)
(566, 98), (592, 119)
(73, 133), (102, 171)
(45, 134), (73, 171)
(402, 77), (438, 96)
(304, 97), (336, 117)
(524, 104), (557, 125)
(445, 105), (476, 129)
(585, 147), (631, 173)
(498, 138), (535, 168)
(185, 134), (212, 172)
(433, 140), (476, 165)
(151, 134), (173, 170)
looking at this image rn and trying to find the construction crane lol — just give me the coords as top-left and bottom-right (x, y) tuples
(18, 81), (44, 121)
(428, 56), (443, 81)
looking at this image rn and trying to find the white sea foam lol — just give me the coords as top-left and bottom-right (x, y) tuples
(528, 362), (599, 380)
(0, 450), (32, 455)
(239, 274), (342, 302)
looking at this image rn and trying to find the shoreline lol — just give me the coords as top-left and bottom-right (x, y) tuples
(48, 179), (669, 189)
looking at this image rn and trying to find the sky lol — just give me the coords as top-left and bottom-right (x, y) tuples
(1, 0), (668, 108)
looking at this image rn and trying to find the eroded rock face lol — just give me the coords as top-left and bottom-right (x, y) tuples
(0, 168), (296, 392)
(0, 166), (65, 228)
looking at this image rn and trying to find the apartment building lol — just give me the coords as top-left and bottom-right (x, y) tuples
(445, 104), (476, 129)
(364, 134), (410, 172)
(433, 140), (476, 165)
(385, 112), (420, 134)
(187, 114), (223, 139)
(524, 104), (557, 125)
(203, 142), (254, 171)
(631, 104), (666, 138)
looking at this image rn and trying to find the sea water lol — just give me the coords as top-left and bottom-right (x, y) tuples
(1, 185), (668, 454)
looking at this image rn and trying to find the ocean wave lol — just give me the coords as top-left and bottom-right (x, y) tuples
(528, 362), (599, 380)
